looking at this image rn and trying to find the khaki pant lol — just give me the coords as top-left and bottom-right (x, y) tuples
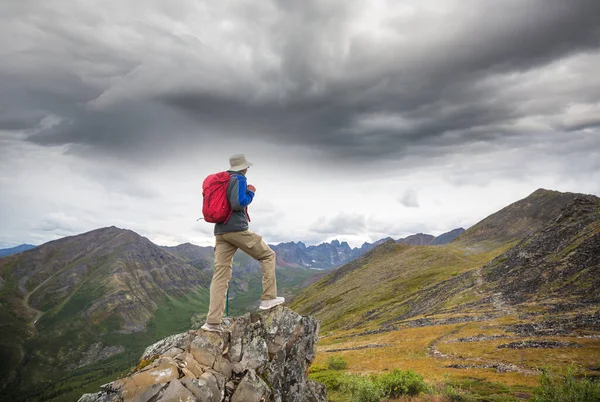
(206, 230), (277, 324)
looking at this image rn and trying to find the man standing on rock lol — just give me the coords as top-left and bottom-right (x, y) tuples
(201, 154), (285, 333)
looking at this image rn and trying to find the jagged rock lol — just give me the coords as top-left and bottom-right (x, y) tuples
(239, 337), (268, 371)
(78, 307), (326, 402)
(231, 369), (270, 402)
(157, 379), (195, 401)
(142, 332), (194, 359)
(190, 332), (225, 367)
(180, 377), (220, 402)
(129, 383), (164, 402)
(177, 352), (205, 378)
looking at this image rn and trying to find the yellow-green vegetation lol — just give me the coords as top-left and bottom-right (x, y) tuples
(7, 288), (211, 402)
(131, 355), (159, 374)
(532, 366), (600, 402)
(294, 189), (600, 401)
(309, 362), (429, 402)
(291, 243), (509, 332)
(328, 355), (349, 370)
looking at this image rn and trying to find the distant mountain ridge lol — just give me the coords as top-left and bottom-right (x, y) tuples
(268, 228), (465, 269)
(158, 228), (464, 273)
(0, 244), (36, 257)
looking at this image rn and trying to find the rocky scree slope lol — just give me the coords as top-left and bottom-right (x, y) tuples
(79, 307), (325, 402)
(481, 193), (600, 306)
(453, 188), (581, 249)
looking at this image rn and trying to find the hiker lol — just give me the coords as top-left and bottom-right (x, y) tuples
(201, 154), (284, 333)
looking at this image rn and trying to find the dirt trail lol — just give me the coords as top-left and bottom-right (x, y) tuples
(22, 288), (43, 325)
(427, 326), (538, 376)
(20, 264), (69, 326)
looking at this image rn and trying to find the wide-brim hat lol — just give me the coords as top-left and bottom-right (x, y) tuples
(229, 154), (254, 171)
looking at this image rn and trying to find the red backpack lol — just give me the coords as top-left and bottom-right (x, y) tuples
(202, 172), (233, 224)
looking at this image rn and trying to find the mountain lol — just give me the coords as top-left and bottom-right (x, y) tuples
(356, 237), (394, 255)
(161, 242), (213, 269)
(270, 240), (356, 269)
(268, 232), (464, 270)
(396, 229), (465, 246)
(0, 226), (214, 401)
(291, 187), (599, 332)
(290, 189), (600, 400)
(452, 188), (580, 249)
(0, 244), (36, 258)
(397, 233), (435, 245)
(430, 227), (465, 245)
(480, 194), (600, 306)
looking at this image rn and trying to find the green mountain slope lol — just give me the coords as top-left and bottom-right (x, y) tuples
(291, 189), (599, 330)
(292, 189), (600, 400)
(0, 227), (323, 401)
(0, 226), (213, 401)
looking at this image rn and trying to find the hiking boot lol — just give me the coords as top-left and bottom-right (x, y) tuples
(259, 296), (285, 310)
(201, 322), (223, 333)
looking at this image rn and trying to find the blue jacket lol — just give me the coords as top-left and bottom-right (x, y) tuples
(214, 170), (255, 234)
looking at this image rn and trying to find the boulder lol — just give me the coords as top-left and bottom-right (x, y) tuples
(78, 307), (326, 402)
(231, 369), (270, 402)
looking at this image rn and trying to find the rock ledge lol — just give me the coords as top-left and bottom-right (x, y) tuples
(79, 307), (325, 402)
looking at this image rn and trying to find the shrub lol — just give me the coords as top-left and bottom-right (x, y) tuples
(308, 363), (327, 373)
(376, 368), (428, 398)
(532, 367), (600, 402)
(341, 374), (383, 402)
(327, 355), (349, 370)
(309, 370), (350, 392)
(442, 385), (477, 402)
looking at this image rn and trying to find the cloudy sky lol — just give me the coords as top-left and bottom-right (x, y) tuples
(1, 0), (599, 249)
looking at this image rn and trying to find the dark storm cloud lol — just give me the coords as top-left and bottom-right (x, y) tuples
(2, 0), (600, 165)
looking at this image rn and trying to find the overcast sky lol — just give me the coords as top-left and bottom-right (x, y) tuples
(1, 0), (599, 249)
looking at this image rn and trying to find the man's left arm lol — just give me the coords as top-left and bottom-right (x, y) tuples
(236, 175), (254, 208)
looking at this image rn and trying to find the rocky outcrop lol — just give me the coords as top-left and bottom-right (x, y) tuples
(78, 307), (326, 402)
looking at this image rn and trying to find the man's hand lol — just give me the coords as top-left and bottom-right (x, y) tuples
(247, 184), (256, 193)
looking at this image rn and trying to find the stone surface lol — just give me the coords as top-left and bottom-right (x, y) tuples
(180, 377), (220, 402)
(190, 332), (225, 367)
(231, 369), (270, 402)
(142, 332), (194, 360)
(78, 307), (326, 402)
(129, 383), (164, 402)
(239, 337), (268, 371)
(130, 358), (179, 387)
(157, 379), (196, 401)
